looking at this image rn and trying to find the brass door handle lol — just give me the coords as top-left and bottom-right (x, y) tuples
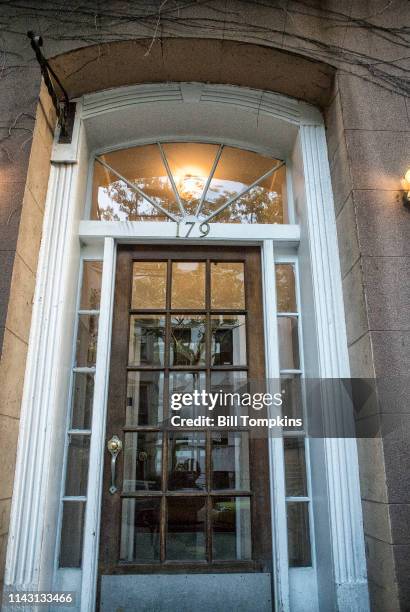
(107, 435), (123, 494)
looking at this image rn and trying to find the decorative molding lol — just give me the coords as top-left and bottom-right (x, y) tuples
(81, 83), (182, 119)
(300, 124), (369, 611)
(5, 162), (76, 592)
(80, 82), (322, 127)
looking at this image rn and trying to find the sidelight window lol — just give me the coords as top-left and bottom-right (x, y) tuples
(59, 260), (102, 567)
(276, 260), (314, 568)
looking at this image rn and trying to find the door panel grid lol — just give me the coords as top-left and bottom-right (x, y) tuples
(99, 246), (272, 576)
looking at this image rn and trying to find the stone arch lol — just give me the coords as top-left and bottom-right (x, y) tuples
(50, 38), (335, 108)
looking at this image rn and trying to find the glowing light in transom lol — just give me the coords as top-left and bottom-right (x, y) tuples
(93, 143), (286, 223)
(174, 166), (207, 200)
(178, 175), (205, 200)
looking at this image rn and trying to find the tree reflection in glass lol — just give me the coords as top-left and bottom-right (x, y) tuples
(170, 315), (206, 366)
(92, 143), (287, 224)
(211, 315), (247, 365)
(211, 262), (245, 310)
(132, 262), (167, 310)
(129, 315), (165, 366)
(171, 262), (205, 309)
(168, 432), (206, 491)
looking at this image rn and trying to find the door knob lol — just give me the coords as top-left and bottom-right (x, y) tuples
(107, 435), (123, 494)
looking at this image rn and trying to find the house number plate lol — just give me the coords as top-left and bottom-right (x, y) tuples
(176, 221), (211, 238)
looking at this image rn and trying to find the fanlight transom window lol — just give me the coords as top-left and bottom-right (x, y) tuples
(92, 143), (287, 224)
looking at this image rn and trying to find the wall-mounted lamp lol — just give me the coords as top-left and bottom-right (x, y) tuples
(401, 169), (410, 208)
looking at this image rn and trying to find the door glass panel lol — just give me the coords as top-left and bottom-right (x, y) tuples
(287, 502), (311, 567)
(284, 438), (307, 497)
(129, 315), (165, 366)
(211, 370), (248, 398)
(132, 262), (167, 309)
(167, 497), (206, 560)
(80, 261), (102, 310)
(171, 262), (205, 309)
(123, 432), (162, 492)
(170, 315), (206, 366)
(276, 264), (297, 312)
(169, 372), (206, 418)
(59, 501), (85, 567)
(211, 262), (245, 309)
(126, 371), (164, 426)
(64, 435), (90, 496)
(75, 314), (98, 367)
(212, 497), (251, 560)
(278, 316), (300, 369)
(281, 375), (303, 429)
(169, 371), (206, 396)
(211, 315), (247, 365)
(210, 371), (248, 417)
(212, 432), (250, 490)
(120, 498), (161, 562)
(71, 372), (94, 429)
(168, 432), (206, 491)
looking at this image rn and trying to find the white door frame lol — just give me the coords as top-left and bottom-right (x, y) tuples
(5, 83), (369, 612)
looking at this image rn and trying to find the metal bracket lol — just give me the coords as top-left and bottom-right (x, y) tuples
(27, 31), (74, 140)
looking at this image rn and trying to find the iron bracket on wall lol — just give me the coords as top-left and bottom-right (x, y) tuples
(27, 31), (75, 141)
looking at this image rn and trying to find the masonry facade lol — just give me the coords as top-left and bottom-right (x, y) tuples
(0, 2), (409, 611)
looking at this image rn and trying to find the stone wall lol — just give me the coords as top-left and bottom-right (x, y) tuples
(325, 72), (410, 612)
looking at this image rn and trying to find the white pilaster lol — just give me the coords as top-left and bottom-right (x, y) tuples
(4, 107), (84, 601)
(299, 124), (369, 611)
(5, 161), (77, 591)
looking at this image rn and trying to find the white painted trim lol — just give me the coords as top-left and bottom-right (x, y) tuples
(81, 238), (116, 611)
(78, 221), (300, 246)
(262, 240), (290, 612)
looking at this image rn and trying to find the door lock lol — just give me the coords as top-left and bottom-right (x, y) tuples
(107, 435), (123, 494)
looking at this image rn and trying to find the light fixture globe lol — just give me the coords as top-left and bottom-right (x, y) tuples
(402, 167), (410, 208)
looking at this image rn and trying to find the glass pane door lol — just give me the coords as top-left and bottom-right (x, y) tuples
(99, 246), (271, 576)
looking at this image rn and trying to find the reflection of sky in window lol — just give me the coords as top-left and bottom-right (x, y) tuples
(205, 179), (252, 202)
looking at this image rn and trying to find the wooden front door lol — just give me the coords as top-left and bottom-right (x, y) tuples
(98, 245), (272, 606)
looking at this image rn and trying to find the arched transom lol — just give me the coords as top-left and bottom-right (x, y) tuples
(92, 142), (287, 224)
